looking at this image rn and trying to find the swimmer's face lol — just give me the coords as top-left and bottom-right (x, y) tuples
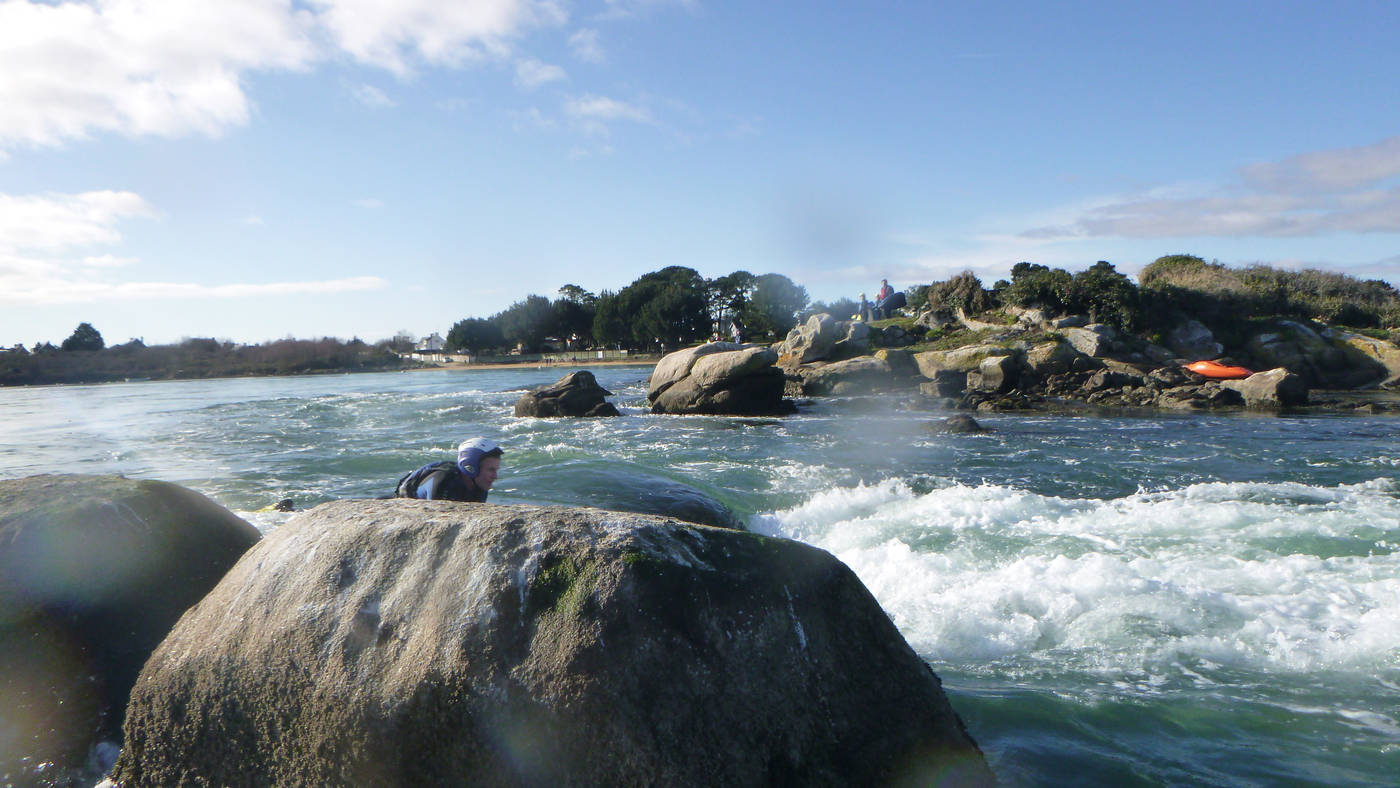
(476, 456), (501, 490)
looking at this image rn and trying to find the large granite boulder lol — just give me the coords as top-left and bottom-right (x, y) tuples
(648, 344), (793, 415)
(1060, 325), (1115, 358)
(913, 345), (1012, 378)
(800, 356), (896, 396)
(1024, 339), (1088, 378)
(1336, 331), (1400, 388)
(779, 313), (841, 364)
(831, 320), (872, 356)
(114, 501), (993, 787)
(0, 475), (259, 787)
(1221, 367), (1309, 409)
(1166, 319), (1223, 361)
(965, 354), (1020, 394)
(514, 370), (619, 417)
(1245, 320), (1382, 388)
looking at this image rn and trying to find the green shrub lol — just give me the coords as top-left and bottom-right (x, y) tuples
(927, 271), (995, 314)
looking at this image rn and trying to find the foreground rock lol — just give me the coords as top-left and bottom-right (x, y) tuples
(115, 501), (992, 787)
(648, 342), (794, 415)
(0, 475), (259, 786)
(514, 370), (620, 417)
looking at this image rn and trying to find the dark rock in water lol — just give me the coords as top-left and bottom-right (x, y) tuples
(933, 414), (991, 433)
(114, 502), (994, 787)
(0, 475), (259, 786)
(273, 497), (295, 512)
(522, 463), (744, 530)
(515, 370), (619, 417)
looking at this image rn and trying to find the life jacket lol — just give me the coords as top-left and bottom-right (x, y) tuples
(392, 461), (456, 498)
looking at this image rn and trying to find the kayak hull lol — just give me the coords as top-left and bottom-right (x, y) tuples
(1184, 360), (1252, 380)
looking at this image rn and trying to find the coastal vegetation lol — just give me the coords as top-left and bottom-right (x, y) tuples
(6, 256), (1396, 387)
(0, 328), (417, 386)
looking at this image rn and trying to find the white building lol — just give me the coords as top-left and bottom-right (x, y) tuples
(415, 332), (445, 352)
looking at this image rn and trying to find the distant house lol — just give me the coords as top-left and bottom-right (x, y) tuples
(415, 332), (445, 352)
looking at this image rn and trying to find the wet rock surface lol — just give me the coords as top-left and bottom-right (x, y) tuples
(114, 501), (993, 787)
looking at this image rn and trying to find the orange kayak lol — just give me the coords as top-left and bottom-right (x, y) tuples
(1184, 360), (1253, 380)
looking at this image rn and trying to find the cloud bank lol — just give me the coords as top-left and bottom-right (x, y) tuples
(0, 189), (386, 305)
(0, 0), (570, 149)
(1023, 135), (1400, 240)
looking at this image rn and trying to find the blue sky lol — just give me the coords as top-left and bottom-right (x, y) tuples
(2, 0), (1398, 347)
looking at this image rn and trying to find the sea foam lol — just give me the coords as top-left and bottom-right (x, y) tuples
(753, 477), (1400, 681)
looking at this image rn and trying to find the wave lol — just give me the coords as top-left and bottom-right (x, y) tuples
(752, 477), (1400, 682)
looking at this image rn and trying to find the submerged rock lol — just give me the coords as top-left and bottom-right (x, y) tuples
(0, 475), (259, 786)
(932, 414), (991, 433)
(514, 370), (619, 417)
(114, 501), (993, 787)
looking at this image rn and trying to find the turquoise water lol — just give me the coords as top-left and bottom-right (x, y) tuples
(2, 367), (1397, 786)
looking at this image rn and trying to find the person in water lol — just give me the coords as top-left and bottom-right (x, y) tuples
(394, 437), (503, 502)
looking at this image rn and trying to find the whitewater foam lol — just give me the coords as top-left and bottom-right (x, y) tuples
(754, 477), (1400, 681)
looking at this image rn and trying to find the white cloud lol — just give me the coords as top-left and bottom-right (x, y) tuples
(514, 57), (566, 89)
(568, 28), (604, 62)
(1242, 135), (1400, 193)
(1022, 137), (1400, 240)
(80, 254), (138, 268)
(0, 191), (156, 252)
(307, 0), (567, 77)
(350, 83), (395, 108)
(0, 0), (570, 149)
(0, 0), (316, 149)
(564, 94), (652, 135)
(0, 274), (389, 306)
(0, 189), (387, 306)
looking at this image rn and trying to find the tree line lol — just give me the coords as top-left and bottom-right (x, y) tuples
(0, 324), (417, 386)
(446, 267), (816, 354)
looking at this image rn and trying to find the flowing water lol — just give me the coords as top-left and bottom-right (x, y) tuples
(2, 367), (1397, 786)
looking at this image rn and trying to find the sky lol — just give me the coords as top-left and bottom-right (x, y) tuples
(2, 0), (1398, 348)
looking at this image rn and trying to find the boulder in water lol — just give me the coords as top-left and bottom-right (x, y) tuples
(514, 370), (620, 417)
(1220, 367), (1309, 409)
(114, 501), (993, 787)
(0, 474), (259, 786)
(778, 313), (841, 364)
(648, 343), (793, 416)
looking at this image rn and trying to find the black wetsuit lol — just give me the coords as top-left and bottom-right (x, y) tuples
(394, 461), (488, 502)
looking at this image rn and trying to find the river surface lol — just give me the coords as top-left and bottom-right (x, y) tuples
(2, 366), (1397, 786)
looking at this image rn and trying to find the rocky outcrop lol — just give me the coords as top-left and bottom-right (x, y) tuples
(0, 475), (259, 786)
(514, 370), (619, 417)
(1166, 319), (1223, 361)
(800, 355), (896, 395)
(966, 354), (1020, 394)
(1245, 320), (1385, 388)
(648, 343), (793, 415)
(832, 320), (872, 356)
(1025, 339), (1090, 377)
(114, 501), (993, 787)
(1335, 331), (1400, 389)
(913, 344), (1012, 378)
(1060, 324), (1116, 357)
(779, 313), (841, 364)
(1221, 367), (1309, 409)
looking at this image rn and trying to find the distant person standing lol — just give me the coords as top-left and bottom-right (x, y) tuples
(730, 316), (745, 343)
(394, 437), (503, 502)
